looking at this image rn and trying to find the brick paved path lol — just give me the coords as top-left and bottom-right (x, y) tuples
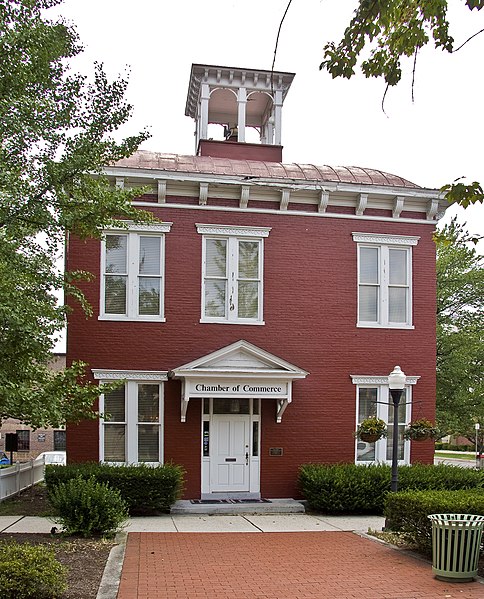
(117, 532), (484, 598)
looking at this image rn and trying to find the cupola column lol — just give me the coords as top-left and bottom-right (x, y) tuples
(199, 83), (210, 144)
(237, 87), (247, 143)
(273, 90), (283, 146)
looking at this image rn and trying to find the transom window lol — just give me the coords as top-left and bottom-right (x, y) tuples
(98, 377), (165, 464)
(197, 224), (271, 324)
(353, 233), (419, 328)
(100, 224), (171, 321)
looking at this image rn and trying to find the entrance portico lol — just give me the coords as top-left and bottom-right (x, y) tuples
(169, 340), (308, 497)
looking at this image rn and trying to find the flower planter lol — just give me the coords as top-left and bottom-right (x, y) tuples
(360, 432), (381, 443)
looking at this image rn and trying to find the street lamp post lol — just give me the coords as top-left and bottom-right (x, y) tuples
(388, 365), (406, 493)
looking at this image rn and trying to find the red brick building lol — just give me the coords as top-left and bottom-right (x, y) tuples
(67, 65), (447, 499)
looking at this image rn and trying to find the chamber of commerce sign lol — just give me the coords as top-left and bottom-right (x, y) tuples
(188, 379), (288, 397)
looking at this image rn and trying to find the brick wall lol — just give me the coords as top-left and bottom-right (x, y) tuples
(66, 206), (437, 498)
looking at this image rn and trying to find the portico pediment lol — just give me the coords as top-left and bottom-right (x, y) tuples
(169, 340), (308, 422)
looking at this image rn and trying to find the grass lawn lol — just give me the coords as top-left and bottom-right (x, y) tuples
(434, 451), (477, 461)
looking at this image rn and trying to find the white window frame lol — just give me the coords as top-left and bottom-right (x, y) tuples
(99, 223), (172, 322)
(353, 232), (419, 329)
(93, 369), (168, 465)
(351, 374), (420, 465)
(197, 224), (271, 325)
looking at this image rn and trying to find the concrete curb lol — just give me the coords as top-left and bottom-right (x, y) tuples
(96, 531), (127, 599)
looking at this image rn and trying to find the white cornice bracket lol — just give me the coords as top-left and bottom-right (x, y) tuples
(280, 189), (290, 211)
(318, 190), (329, 213)
(393, 196), (404, 218)
(157, 180), (166, 204)
(240, 185), (250, 209)
(115, 177), (124, 189)
(426, 199), (439, 221)
(199, 182), (209, 205)
(356, 193), (368, 216)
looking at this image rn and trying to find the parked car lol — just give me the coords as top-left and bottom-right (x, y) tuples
(35, 451), (66, 465)
(0, 451), (10, 465)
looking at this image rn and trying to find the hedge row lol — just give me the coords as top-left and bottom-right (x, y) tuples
(435, 443), (474, 452)
(298, 463), (484, 514)
(384, 489), (484, 555)
(44, 462), (185, 514)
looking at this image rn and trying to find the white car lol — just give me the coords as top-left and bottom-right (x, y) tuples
(35, 451), (66, 465)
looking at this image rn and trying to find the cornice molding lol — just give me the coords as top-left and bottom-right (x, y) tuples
(352, 232), (420, 246)
(196, 223), (271, 237)
(350, 375), (420, 385)
(92, 369), (168, 381)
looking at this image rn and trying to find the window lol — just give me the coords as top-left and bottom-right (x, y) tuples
(351, 374), (420, 465)
(54, 430), (66, 451)
(353, 233), (419, 328)
(16, 430), (30, 451)
(94, 370), (167, 464)
(197, 224), (271, 324)
(100, 223), (172, 321)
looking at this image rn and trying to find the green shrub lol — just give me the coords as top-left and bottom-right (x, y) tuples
(299, 463), (484, 514)
(384, 489), (484, 555)
(45, 462), (185, 514)
(0, 541), (67, 598)
(49, 475), (128, 537)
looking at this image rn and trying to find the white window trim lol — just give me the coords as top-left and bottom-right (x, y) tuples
(99, 223), (172, 322)
(353, 232), (419, 329)
(95, 369), (168, 465)
(351, 374), (420, 466)
(197, 223), (271, 325)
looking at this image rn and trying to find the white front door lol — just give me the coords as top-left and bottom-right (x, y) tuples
(210, 415), (250, 492)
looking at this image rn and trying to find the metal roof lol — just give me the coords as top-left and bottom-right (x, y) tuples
(114, 151), (421, 189)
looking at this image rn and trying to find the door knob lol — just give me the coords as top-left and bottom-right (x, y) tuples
(245, 452), (249, 465)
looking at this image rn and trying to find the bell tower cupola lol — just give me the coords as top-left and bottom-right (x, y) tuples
(185, 64), (295, 162)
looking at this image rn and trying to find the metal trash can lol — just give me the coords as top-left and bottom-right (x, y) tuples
(428, 514), (484, 582)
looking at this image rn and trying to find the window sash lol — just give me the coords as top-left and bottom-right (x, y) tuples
(202, 236), (263, 322)
(358, 245), (411, 326)
(101, 233), (165, 320)
(101, 381), (162, 464)
(356, 386), (410, 464)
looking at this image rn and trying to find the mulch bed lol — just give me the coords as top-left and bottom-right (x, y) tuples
(0, 533), (115, 599)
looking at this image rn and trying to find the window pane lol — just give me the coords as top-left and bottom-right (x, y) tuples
(203, 421), (210, 457)
(358, 388), (377, 421)
(213, 399), (250, 414)
(138, 384), (159, 422)
(16, 430), (30, 451)
(206, 239), (227, 277)
(138, 425), (159, 462)
(356, 439), (375, 462)
(54, 430), (66, 451)
(139, 237), (160, 275)
(138, 277), (160, 315)
(104, 425), (125, 461)
(389, 287), (407, 322)
(238, 281), (259, 318)
(104, 387), (125, 422)
(386, 425), (405, 461)
(105, 235), (127, 273)
(359, 286), (378, 321)
(252, 421), (259, 457)
(105, 275), (127, 314)
(205, 280), (226, 317)
(389, 249), (407, 285)
(238, 241), (259, 278)
(360, 247), (378, 284)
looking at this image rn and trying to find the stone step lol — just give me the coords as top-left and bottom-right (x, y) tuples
(171, 498), (306, 515)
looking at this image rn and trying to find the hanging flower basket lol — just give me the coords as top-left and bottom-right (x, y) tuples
(403, 418), (440, 441)
(355, 417), (388, 442)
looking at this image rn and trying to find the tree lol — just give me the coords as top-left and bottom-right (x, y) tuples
(436, 219), (484, 452)
(0, 0), (152, 427)
(320, 0), (484, 207)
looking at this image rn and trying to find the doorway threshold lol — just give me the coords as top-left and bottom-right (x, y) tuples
(172, 498), (306, 515)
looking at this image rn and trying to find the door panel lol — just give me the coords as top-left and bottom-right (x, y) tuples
(211, 415), (249, 492)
